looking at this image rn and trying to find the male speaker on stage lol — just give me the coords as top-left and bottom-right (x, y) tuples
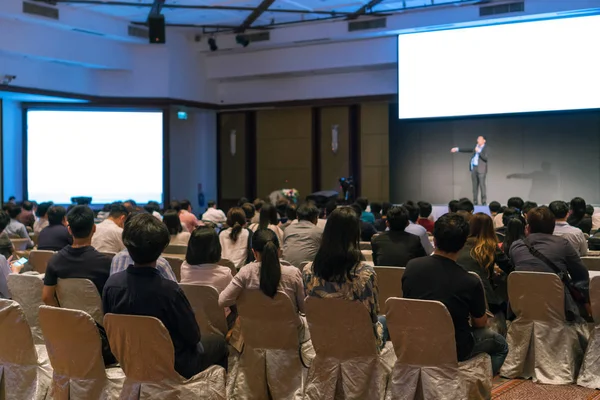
(451, 136), (488, 205)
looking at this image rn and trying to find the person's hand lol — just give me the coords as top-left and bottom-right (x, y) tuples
(475, 146), (481, 153)
(451, 147), (459, 153)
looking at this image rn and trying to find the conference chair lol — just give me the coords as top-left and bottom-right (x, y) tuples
(304, 297), (394, 400)
(360, 241), (372, 251)
(164, 244), (187, 255)
(373, 266), (405, 313)
(28, 250), (55, 274)
(577, 276), (600, 389)
(499, 271), (587, 384)
(0, 299), (52, 400)
(10, 238), (30, 251)
(163, 256), (183, 282)
(7, 274), (45, 344)
(39, 306), (125, 399)
(104, 313), (226, 399)
(582, 257), (600, 272)
(231, 290), (306, 400)
(217, 258), (237, 276)
(179, 284), (228, 338)
(56, 279), (104, 326)
(31, 233), (40, 247)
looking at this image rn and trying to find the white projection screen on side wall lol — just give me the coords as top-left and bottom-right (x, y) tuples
(27, 110), (163, 204)
(397, 14), (600, 119)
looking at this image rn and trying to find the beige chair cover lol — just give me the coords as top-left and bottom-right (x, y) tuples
(56, 278), (104, 326)
(0, 299), (52, 400)
(38, 306), (125, 399)
(164, 244), (187, 255)
(163, 256), (183, 282)
(385, 298), (492, 400)
(359, 242), (372, 251)
(180, 284), (228, 337)
(104, 313), (226, 400)
(28, 251), (55, 274)
(7, 274), (45, 344)
(499, 271), (586, 384)
(373, 266), (404, 313)
(217, 258), (237, 277)
(231, 290), (305, 400)
(10, 239), (29, 251)
(577, 275), (600, 388)
(582, 257), (600, 272)
(304, 297), (394, 400)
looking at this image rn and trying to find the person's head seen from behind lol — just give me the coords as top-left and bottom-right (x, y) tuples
(433, 213), (470, 257)
(227, 207), (247, 243)
(186, 226), (221, 266)
(252, 229), (282, 298)
(123, 213), (170, 266)
(67, 206), (96, 243)
(387, 206), (409, 232)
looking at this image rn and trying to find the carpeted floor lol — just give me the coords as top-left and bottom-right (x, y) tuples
(492, 378), (600, 399)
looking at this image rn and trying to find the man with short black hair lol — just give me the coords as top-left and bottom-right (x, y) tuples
(372, 206), (426, 267)
(18, 200), (36, 228)
(403, 213), (508, 375)
(37, 206), (73, 251)
(374, 202), (393, 232)
(4, 204), (33, 248)
(417, 201), (434, 233)
(280, 204), (297, 231)
(91, 203), (129, 253)
(103, 213), (228, 378)
(202, 200), (227, 224)
(251, 199), (264, 224)
(34, 201), (53, 234)
(283, 203), (323, 268)
(404, 201), (434, 255)
(550, 201), (588, 256)
(456, 199), (475, 213)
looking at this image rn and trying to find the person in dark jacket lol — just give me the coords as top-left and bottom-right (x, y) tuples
(372, 206), (426, 267)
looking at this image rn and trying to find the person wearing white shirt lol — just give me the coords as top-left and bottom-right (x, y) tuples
(33, 201), (52, 235)
(219, 207), (251, 269)
(91, 203), (128, 253)
(550, 201), (588, 256)
(202, 201), (227, 224)
(163, 210), (191, 246)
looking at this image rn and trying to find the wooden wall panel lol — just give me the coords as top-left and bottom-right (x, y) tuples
(219, 113), (246, 203)
(320, 107), (350, 193)
(360, 103), (389, 202)
(256, 108), (312, 199)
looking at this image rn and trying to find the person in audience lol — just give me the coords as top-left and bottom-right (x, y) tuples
(510, 206), (589, 321)
(403, 213), (508, 375)
(241, 202), (256, 225)
(181, 227), (232, 292)
(489, 201), (501, 218)
(238, 197), (249, 207)
(370, 202), (383, 221)
(404, 201), (434, 255)
(103, 213), (227, 377)
(250, 203), (284, 244)
(4, 204), (33, 248)
(304, 207), (388, 350)
(448, 199), (459, 213)
(417, 201), (434, 233)
(350, 204), (378, 242)
(7, 196), (16, 205)
(494, 197), (524, 229)
(37, 206), (73, 251)
(280, 204), (297, 231)
(0, 211), (15, 298)
(123, 199), (137, 213)
(356, 197), (375, 223)
(220, 207), (252, 269)
(282, 203), (323, 268)
(34, 201), (53, 234)
(522, 201), (538, 217)
(456, 198), (475, 213)
(586, 204), (595, 219)
(549, 200), (588, 256)
(568, 197), (593, 235)
(457, 210), (474, 224)
(275, 199), (290, 223)
(372, 205), (426, 267)
(501, 218), (525, 257)
(374, 201), (392, 232)
(18, 201), (36, 228)
(144, 201), (163, 221)
(179, 199), (201, 232)
(164, 210), (191, 246)
(0, 211), (14, 260)
(202, 200), (227, 224)
(251, 199), (264, 224)
(323, 200), (337, 220)
(495, 207), (523, 242)
(91, 203), (129, 253)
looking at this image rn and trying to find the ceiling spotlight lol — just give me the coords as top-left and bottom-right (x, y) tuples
(208, 37), (218, 52)
(235, 34), (250, 47)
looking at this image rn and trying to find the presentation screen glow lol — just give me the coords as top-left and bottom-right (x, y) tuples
(27, 110), (164, 204)
(397, 15), (600, 119)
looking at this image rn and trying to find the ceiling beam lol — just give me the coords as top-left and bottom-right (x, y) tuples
(345, 0), (385, 20)
(235, 0), (275, 33)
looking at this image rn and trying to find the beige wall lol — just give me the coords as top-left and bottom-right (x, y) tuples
(219, 113), (247, 201)
(320, 107), (350, 193)
(256, 108), (312, 199)
(360, 103), (389, 202)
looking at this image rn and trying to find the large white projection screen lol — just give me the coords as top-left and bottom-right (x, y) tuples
(27, 110), (164, 204)
(397, 15), (600, 119)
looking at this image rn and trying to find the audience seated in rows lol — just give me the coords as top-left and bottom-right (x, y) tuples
(202, 200), (227, 225)
(500, 218), (526, 264)
(403, 213), (509, 375)
(0, 211), (14, 298)
(241, 202), (255, 225)
(509, 206), (590, 321)
(404, 201), (434, 255)
(304, 207), (388, 350)
(91, 203), (128, 253)
(144, 200), (163, 221)
(37, 206), (73, 251)
(33, 201), (52, 234)
(550, 201), (588, 256)
(251, 199), (264, 224)
(356, 197), (375, 224)
(249, 203), (284, 244)
(18, 200), (36, 228)
(489, 201), (502, 222)
(417, 201), (434, 233)
(282, 203), (323, 268)
(172, 199), (201, 233)
(280, 204), (297, 231)
(448, 199), (459, 213)
(163, 209), (191, 246)
(181, 227), (233, 293)
(220, 207), (252, 269)
(103, 213), (228, 378)
(495, 207), (524, 243)
(371, 205), (426, 267)
(494, 197), (524, 229)
(568, 197), (593, 235)
(4, 204), (34, 248)
(351, 203), (378, 242)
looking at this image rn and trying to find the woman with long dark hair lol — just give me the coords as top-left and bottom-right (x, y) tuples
(163, 210), (191, 245)
(568, 197), (593, 234)
(501, 218), (525, 255)
(249, 203), (284, 244)
(219, 207), (251, 269)
(304, 207), (387, 350)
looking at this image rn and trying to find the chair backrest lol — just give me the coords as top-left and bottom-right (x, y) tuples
(217, 258), (237, 277)
(582, 257), (600, 272)
(104, 313), (180, 381)
(7, 274), (44, 343)
(56, 279), (104, 326)
(179, 284), (228, 337)
(590, 276), (600, 322)
(386, 298), (458, 366)
(361, 250), (373, 262)
(39, 306), (106, 378)
(164, 244), (187, 255)
(305, 297), (378, 359)
(163, 256), (183, 282)
(373, 266), (405, 312)
(359, 241), (372, 251)
(11, 238), (29, 251)
(508, 271), (565, 322)
(237, 290), (301, 350)
(28, 250), (55, 274)
(0, 299), (38, 365)
(31, 233), (40, 247)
